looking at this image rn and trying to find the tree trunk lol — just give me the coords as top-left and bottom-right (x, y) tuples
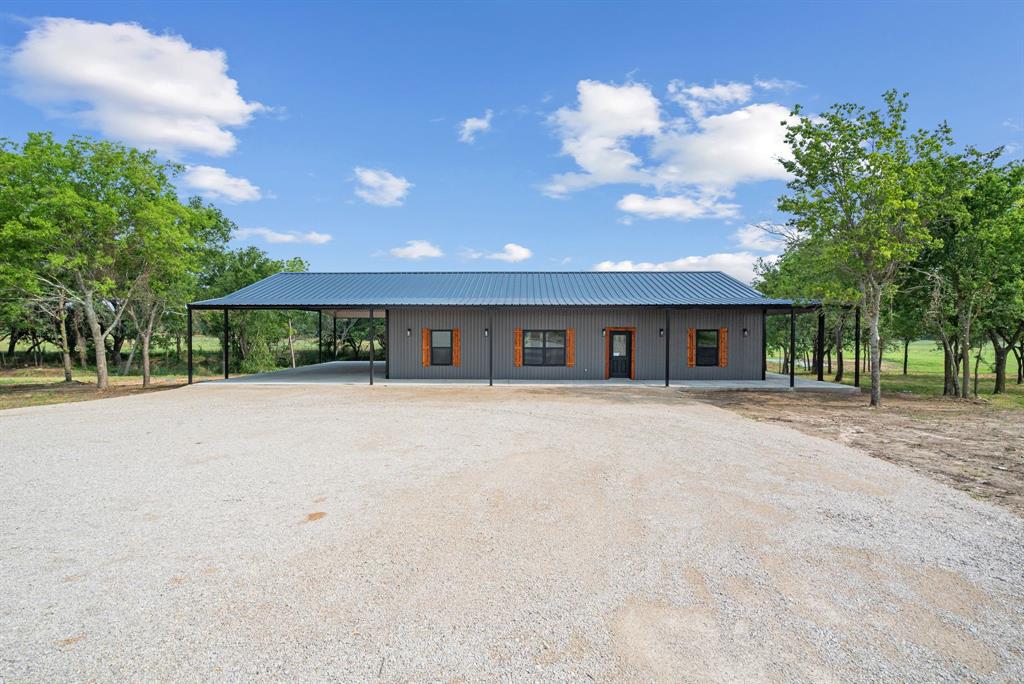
(1014, 342), (1024, 384)
(141, 308), (159, 388)
(827, 348), (832, 374)
(973, 349), (982, 398)
(57, 294), (73, 383)
(960, 313), (971, 399)
(81, 293), (109, 389)
(866, 284), (883, 407)
(5, 330), (18, 357)
(73, 308), (88, 368)
(902, 339), (909, 375)
(121, 334), (140, 375)
(287, 317), (296, 368)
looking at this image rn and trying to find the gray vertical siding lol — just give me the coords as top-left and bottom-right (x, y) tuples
(387, 306), (764, 381)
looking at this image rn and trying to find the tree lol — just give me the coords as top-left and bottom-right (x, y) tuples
(778, 91), (943, 406)
(0, 133), (184, 389)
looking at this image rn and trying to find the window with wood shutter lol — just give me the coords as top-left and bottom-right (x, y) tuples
(452, 328), (461, 367)
(421, 328), (430, 367)
(718, 328), (728, 367)
(687, 328), (696, 368)
(566, 328), (575, 368)
(513, 327), (523, 367)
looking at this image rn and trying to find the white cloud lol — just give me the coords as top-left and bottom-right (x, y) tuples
(460, 243), (533, 263)
(754, 78), (803, 92)
(236, 228), (331, 245)
(486, 243), (533, 263)
(458, 109), (493, 143)
(617, 192), (739, 221)
(544, 78), (797, 217)
(389, 240), (443, 260)
(593, 251), (774, 285)
(543, 80), (662, 196)
(7, 18), (264, 156)
(667, 80), (752, 118)
(181, 165), (261, 202)
(732, 224), (786, 252)
(353, 167), (412, 207)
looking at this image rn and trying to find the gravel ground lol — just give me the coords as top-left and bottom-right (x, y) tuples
(1, 384), (1022, 682)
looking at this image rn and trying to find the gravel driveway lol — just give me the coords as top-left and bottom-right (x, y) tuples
(1, 384), (1022, 681)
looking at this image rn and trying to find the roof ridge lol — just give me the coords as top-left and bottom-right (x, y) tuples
(274, 270), (735, 275)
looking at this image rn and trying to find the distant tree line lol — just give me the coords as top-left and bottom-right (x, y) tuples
(755, 91), (1024, 406)
(0, 132), (376, 389)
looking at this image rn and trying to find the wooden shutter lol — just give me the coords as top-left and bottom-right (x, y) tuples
(513, 328), (523, 367)
(687, 328), (696, 368)
(566, 328), (575, 368)
(718, 328), (728, 367)
(421, 328), (430, 367)
(452, 328), (461, 367)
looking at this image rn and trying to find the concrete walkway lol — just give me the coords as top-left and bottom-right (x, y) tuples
(205, 361), (859, 393)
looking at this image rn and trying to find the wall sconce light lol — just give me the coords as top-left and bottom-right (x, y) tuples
(406, 328), (411, 337)
(484, 328), (489, 337)
(743, 328), (749, 338)
(601, 328), (606, 337)
(658, 328), (665, 337)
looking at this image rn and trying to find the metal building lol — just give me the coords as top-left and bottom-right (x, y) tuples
(188, 271), (814, 386)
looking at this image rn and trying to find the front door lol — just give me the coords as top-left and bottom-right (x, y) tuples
(609, 330), (632, 378)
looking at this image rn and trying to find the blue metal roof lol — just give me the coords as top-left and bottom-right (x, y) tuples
(190, 271), (791, 308)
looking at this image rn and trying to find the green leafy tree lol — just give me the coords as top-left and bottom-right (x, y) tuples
(778, 91), (943, 406)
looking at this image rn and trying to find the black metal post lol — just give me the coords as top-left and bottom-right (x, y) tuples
(816, 309), (825, 381)
(332, 316), (337, 360)
(187, 306), (193, 385)
(368, 307), (374, 385)
(664, 309), (670, 387)
(789, 305), (796, 389)
(384, 309), (389, 379)
(854, 306), (861, 388)
(488, 315), (493, 387)
(317, 310), (323, 364)
(761, 307), (767, 381)
(222, 309), (230, 379)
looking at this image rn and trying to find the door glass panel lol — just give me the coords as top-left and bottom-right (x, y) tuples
(612, 334), (627, 356)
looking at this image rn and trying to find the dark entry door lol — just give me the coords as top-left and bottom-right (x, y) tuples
(609, 331), (632, 378)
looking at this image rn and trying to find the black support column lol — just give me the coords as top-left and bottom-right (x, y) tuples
(223, 309), (229, 379)
(761, 307), (767, 381)
(317, 310), (323, 364)
(187, 306), (193, 385)
(854, 306), (861, 388)
(789, 305), (796, 389)
(488, 315), (493, 387)
(368, 307), (374, 385)
(384, 309), (389, 379)
(664, 309), (670, 387)
(816, 309), (825, 381)
(332, 316), (337, 360)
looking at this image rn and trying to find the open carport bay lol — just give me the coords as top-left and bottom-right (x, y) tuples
(1, 384), (1021, 681)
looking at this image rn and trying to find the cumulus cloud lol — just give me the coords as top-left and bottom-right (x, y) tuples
(486, 243), (533, 263)
(7, 18), (264, 156)
(593, 251), (773, 285)
(543, 80), (662, 196)
(181, 165), (261, 202)
(544, 78), (798, 218)
(389, 240), (443, 259)
(235, 228), (331, 245)
(458, 109), (493, 143)
(732, 224), (787, 252)
(353, 167), (412, 206)
(617, 193), (740, 222)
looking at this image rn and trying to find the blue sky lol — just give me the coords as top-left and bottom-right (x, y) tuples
(2, 1), (1022, 282)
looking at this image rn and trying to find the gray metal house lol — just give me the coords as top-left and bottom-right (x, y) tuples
(189, 271), (804, 386)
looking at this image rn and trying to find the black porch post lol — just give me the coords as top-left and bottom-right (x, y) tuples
(332, 316), (337, 359)
(488, 314), (493, 387)
(854, 306), (861, 388)
(368, 307), (374, 385)
(384, 309), (389, 379)
(789, 305), (796, 389)
(664, 309), (670, 387)
(187, 306), (193, 385)
(317, 310), (323, 364)
(223, 308), (229, 379)
(761, 307), (767, 381)
(816, 309), (825, 381)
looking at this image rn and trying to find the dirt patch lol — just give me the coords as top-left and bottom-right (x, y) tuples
(304, 511), (326, 522)
(0, 379), (182, 411)
(693, 391), (1024, 516)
